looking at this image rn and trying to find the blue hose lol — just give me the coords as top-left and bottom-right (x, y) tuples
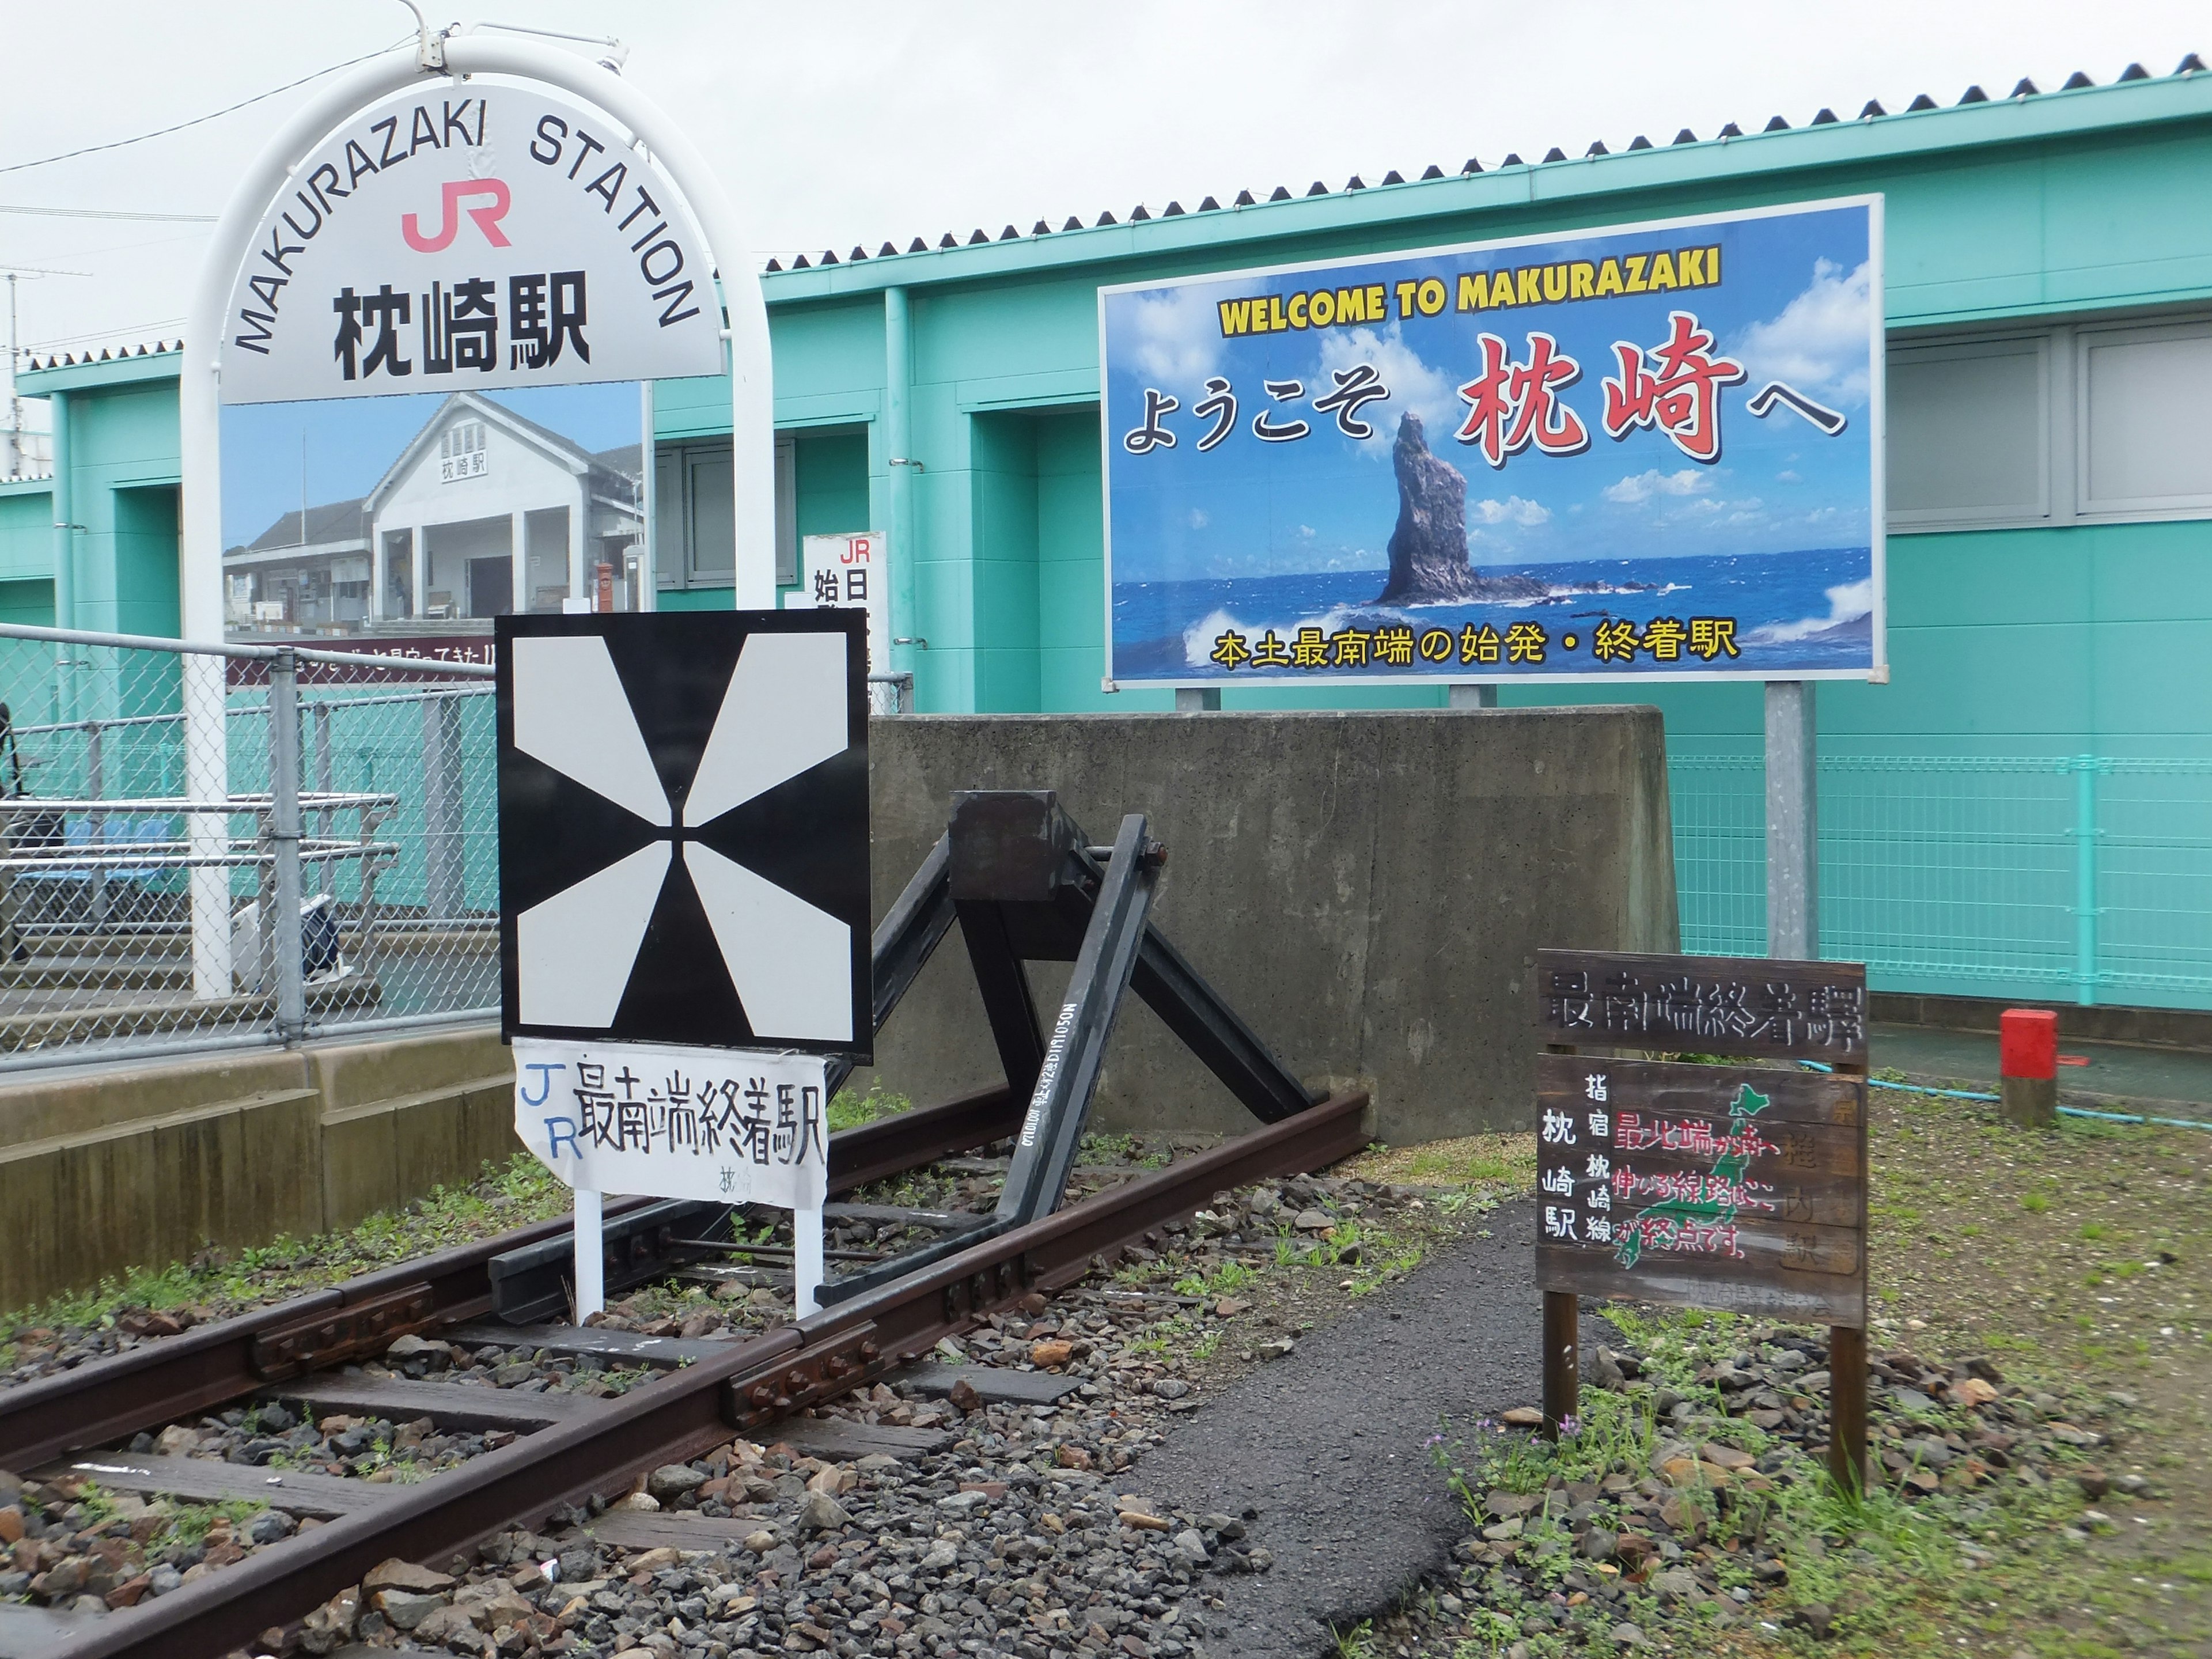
(1797, 1059), (2212, 1130)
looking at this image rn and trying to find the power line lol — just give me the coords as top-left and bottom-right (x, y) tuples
(0, 205), (216, 223)
(0, 36), (411, 177)
(24, 317), (187, 353)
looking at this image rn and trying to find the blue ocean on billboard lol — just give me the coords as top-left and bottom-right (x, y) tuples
(1113, 547), (1874, 679)
(1100, 199), (1883, 683)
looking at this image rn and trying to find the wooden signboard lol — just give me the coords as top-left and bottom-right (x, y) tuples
(1536, 949), (1869, 1063)
(1533, 948), (1871, 1491)
(1533, 1055), (1867, 1327)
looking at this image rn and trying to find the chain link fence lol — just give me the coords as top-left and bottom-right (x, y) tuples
(0, 624), (495, 1069)
(4, 627), (2202, 1070)
(1669, 749), (2212, 1009)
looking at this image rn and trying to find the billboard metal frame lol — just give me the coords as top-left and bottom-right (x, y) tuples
(1096, 194), (1888, 692)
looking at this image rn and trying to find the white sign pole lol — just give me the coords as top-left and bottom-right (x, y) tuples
(516, 1038), (830, 1322)
(181, 32), (778, 996)
(573, 1187), (605, 1321)
(792, 1203), (823, 1318)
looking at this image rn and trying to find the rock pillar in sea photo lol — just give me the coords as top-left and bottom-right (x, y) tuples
(1373, 412), (1544, 607)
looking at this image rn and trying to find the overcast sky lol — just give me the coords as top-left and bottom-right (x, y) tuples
(1, 1), (2206, 365)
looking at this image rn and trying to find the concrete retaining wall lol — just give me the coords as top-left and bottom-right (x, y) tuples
(855, 709), (1678, 1144)
(0, 1028), (513, 1310)
(1, 706), (1675, 1309)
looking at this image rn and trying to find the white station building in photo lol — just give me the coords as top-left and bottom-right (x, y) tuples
(222, 391), (644, 628)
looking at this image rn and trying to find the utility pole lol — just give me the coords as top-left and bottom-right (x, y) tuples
(4, 273), (18, 480)
(0, 262), (92, 479)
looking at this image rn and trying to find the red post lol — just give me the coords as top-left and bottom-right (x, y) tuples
(1999, 1007), (2058, 1128)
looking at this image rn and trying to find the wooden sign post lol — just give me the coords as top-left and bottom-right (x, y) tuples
(1533, 949), (1871, 1494)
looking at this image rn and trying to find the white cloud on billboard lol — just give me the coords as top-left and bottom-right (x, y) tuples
(1123, 286), (1222, 385)
(1316, 324), (1459, 448)
(1602, 467), (1713, 504)
(1470, 495), (1551, 527)
(1735, 258), (1873, 405)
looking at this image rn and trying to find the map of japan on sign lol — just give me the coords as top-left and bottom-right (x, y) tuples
(1532, 1054), (1868, 1326)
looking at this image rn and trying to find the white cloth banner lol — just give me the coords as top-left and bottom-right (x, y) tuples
(513, 1036), (828, 1210)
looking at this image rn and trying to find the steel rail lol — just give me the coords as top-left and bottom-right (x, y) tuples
(0, 1088), (1022, 1474)
(49, 1089), (1368, 1659)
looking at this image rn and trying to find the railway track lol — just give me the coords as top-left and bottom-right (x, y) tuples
(1, 1084), (1369, 1659)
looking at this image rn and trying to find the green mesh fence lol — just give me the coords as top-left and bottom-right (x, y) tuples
(1668, 751), (2212, 1010)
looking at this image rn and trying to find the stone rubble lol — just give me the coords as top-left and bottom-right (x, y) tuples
(1385, 1331), (2159, 1654)
(0, 1158), (1459, 1656)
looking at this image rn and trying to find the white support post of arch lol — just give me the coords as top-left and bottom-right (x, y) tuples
(180, 33), (776, 998)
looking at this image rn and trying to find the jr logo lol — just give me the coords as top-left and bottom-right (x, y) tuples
(402, 179), (513, 253)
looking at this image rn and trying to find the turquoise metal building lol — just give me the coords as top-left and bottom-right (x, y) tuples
(7, 59), (2212, 1007)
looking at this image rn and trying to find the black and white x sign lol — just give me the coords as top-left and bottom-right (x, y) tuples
(495, 611), (870, 1058)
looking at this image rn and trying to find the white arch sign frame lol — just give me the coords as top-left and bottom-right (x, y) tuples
(179, 31), (775, 999)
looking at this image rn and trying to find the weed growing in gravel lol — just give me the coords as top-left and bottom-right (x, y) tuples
(825, 1081), (914, 1132)
(1434, 1386), (1660, 1513)
(163, 1498), (267, 1546)
(0, 1154), (571, 1365)
(1330, 1618), (1376, 1658)
(1173, 1260), (1257, 1299)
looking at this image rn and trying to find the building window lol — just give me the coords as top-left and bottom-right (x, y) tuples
(651, 434), (802, 589)
(439, 420), (488, 483)
(1889, 312), (2212, 532)
(2078, 321), (2212, 513)
(1887, 336), (2047, 524)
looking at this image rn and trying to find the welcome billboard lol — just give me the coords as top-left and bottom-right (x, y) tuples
(1099, 197), (1884, 686)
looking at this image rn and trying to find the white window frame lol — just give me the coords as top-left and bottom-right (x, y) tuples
(1885, 332), (2052, 531)
(2074, 316), (2212, 520)
(1889, 309), (2212, 534)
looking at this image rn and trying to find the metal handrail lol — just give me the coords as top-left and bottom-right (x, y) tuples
(0, 840), (401, 874)
(9, 681), (493, 738)
(0, 620), (495, 678)
(0, 793), (399, 813)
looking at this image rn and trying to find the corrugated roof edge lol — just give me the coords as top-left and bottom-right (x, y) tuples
(20, 342), (184, 393)
(763, 63), (2212, 300)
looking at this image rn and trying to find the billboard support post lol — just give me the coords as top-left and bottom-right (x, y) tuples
(1765, 679), (1819, 958)
(180, 31), (775, 1001)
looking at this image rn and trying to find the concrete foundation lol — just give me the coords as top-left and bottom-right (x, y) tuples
(857, 710), (1678, 1145)
(0, 1028), (514, 1310)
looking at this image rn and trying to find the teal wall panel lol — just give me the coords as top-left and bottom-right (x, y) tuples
(794, 430), (872, 537)
(658, 586), (733, 612)
(0, 579), (54, 626)
(109, 487), (180, 640)
(0, 487), (52, 584)
(652, 373), (732, 441)
(1037, 410), (1111, 711)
